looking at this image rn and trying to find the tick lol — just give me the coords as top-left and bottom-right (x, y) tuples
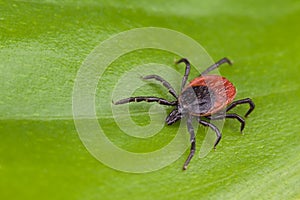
(113, 58), (255, 170)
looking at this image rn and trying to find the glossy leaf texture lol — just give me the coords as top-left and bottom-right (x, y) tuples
(1, 1), (300, 199)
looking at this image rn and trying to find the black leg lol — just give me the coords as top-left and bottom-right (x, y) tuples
(113, 96), (177, 106)
(198, 119), (222, 149)
(165, 109), (182, 125)
(205, 113), (245, 132)
(201, 57), (232, 75)
(176, 58), (191, 91)
(226, 98), (255, 117)
(183, 116), (196, 170)
(142, 75), (178, 98)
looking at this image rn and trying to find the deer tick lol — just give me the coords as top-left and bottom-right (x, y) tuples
(113, 58), (255, 170)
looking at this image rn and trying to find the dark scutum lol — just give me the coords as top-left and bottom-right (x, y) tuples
(180, 85), (215, 115)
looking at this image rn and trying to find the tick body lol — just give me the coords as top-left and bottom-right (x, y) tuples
(114, 58), (255, 170)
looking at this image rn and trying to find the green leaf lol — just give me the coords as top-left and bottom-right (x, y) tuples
(1, 0), (300, 199)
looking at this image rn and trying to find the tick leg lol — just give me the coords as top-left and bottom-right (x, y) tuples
(176, 58), (191, 91)
(198, 119), (222, 149)
(113, 96), (177, 106)
(206, 113), (245, 132)
(201, 57), (232, 75)
(226, 98), (255, 117)
(183, 116), (196, 170)
(142, 75), (178, 98)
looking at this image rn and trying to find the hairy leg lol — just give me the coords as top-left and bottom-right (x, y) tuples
(226, 98), (255, 117)
(183, 115), (196, 170)
(113, 96), (177, 106)
(142, 75), (178, 98)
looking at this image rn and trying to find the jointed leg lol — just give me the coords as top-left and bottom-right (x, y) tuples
(176, 58), (191, 91)
(201, 57), (232, 75)
(142, 75), (178, 98)
(226, 98), (255, 117)
(198, 119), (222, 149)
(113, 96), (177, 106)
(205, 113), (245, 132)
(183, 115), (196, 170)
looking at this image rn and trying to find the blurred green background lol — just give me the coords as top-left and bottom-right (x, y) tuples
(1, 0), (300, 199)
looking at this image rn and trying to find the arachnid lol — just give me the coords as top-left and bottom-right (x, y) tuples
(113, 58), (255, 170)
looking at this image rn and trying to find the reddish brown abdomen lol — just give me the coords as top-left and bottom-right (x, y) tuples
(188, 75), (236, 116)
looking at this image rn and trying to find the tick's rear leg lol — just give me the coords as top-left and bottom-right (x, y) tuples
(205, 113), (245, 132)
(183, 116), (196, 170)
(198, 119), (222, 149)
(113, 96), (177, 106)
(226, 98), (255, 117)
(142, 75), (178, 98)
